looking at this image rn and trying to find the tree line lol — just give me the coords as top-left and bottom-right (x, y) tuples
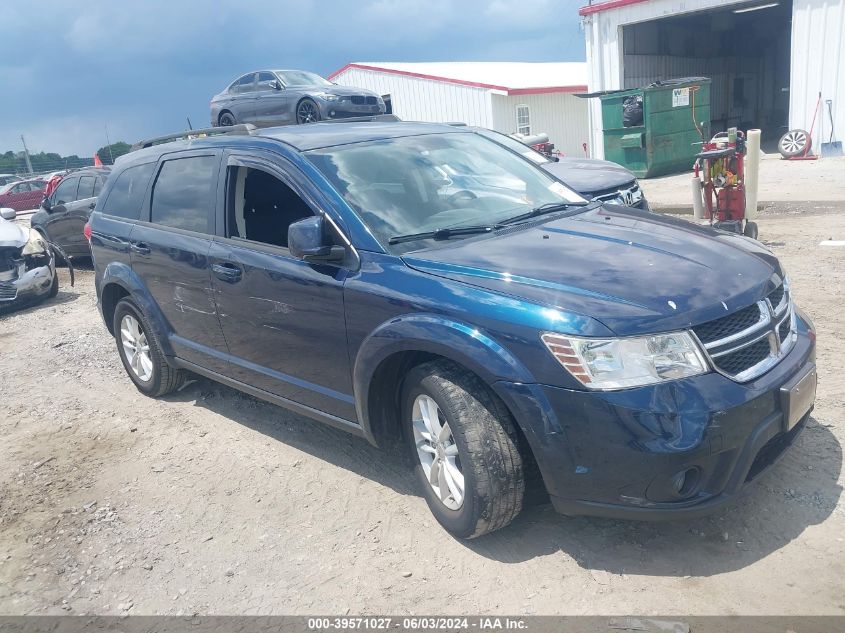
(0, 141), (131, 175)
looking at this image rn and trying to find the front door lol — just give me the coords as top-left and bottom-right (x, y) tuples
(129, 151), (229, 373)
(208, 155), (355, 421)
(253, 72), (290, 126)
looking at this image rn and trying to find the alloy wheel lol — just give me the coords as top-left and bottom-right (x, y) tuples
(297, 101), (318, 124)
(412, 394), (464, 510)
(780, 130), (808, 154)
(120, 314), (153, 382)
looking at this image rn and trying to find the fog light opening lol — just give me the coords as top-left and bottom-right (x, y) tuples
(671, 467), (701, 498)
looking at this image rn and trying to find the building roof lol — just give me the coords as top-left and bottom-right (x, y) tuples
(328, 62), (588, 95)
(579, 0), (651, 16)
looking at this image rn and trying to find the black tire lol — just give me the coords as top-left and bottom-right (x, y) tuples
(218, 111), (236, 127)
(402, 360), (524, 538)
(296, 99), (320, 124)
(778, 129), (811, 158)
(743, 221), (759, 240)
(113, 297), (186, 397)
(47, 269), (59, 298)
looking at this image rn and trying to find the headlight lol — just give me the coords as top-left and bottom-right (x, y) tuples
(540, 331), (709, 390)
(315, 92), (339, 102)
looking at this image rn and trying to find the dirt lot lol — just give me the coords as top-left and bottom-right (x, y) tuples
(1, 210), (844, 616)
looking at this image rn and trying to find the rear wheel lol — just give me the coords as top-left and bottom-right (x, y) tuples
(743, 221), (759, 240)
(296, 99), (320, 124)
(218, 111), (236, 127)
(402, 360), (524, 538)
(113, 298), (186, 397)
(778, 129), (811, 158)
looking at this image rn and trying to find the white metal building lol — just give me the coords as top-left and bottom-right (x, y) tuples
(328, 62), (591, 156)
(581, 0), (845, 158)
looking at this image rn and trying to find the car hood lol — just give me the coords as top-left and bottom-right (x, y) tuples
(402, 206), (783, 336)
(0, 217), (28, 248)
(303, 85), (380, 98)
(541, 158), (636, 194)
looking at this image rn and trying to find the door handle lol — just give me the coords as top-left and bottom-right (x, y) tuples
(88, 203), (96, 210)
(211, 262), (242, 283)
(130, 241), (151, 255)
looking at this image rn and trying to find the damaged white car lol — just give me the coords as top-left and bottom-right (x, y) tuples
(0, 207), (70, 314)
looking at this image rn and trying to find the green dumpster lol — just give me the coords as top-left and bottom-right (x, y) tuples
(599, 78), (711, 178)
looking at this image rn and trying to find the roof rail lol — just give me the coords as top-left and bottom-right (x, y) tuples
(131, 124), (257, 151)
(318, 114), (402, 124)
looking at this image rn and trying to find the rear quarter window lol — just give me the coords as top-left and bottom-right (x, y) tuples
(149, 155), (217, 233)
(100, 163), (155, 220)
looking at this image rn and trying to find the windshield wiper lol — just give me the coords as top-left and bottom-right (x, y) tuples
(388, 225), (494, 245)
(495, 201), (592, 228)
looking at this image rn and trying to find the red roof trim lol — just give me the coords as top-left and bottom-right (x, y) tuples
(579, 0), (651, 16)
(327, 63), (584, 95)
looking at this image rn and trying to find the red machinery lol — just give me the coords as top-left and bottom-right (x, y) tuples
(693, 129), (758, 239)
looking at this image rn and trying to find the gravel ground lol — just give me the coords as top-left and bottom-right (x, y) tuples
(0, 210), (843, 616)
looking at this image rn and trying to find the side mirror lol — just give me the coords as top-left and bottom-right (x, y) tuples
(0, 207), (16, 220)
(288, 216), (345, 264)
(41, 197), (52, 212)
(270, 80), (283, 90)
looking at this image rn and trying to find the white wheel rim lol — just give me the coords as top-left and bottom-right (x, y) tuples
(412, 395), (464, 510)
(782, 132), (807, 153)
(120, 314), (153, 382)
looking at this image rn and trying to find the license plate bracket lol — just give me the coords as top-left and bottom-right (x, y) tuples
(779, 364), (817, 431)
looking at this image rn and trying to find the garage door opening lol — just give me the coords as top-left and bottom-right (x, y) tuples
(622, 1), (793, 147)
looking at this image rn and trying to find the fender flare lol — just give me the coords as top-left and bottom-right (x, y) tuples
(352, 313), (534, 442)
(99, 262), (175, 357)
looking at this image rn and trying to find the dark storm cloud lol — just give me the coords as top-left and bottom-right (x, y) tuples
(0, 0), (585, 155)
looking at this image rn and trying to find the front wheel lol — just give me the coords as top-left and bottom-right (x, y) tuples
(402, 360), (525, 538)
(296, 99), (320, 124)
(218, 111), (236, 127)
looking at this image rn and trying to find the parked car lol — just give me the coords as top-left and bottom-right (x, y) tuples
(0, 174), (22, 187)
(0, 207), (58, 313)
(0, 178), (47, 212)
(211, 69), (385, 127)
(90, 121), (816, 539)
(30, 167), (111, 259)
(470, 127), (649, 209)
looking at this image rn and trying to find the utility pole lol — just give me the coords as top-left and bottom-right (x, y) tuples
(20, 135), (34, 175)
(104, 124), (114, 164)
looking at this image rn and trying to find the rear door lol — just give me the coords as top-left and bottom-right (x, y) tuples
(56, 175), (97, 255)
(231, 73), (258, 124)
(207, 153), (355, 421)
(253, 72), (290, 126)
(129, 151), (229, 373)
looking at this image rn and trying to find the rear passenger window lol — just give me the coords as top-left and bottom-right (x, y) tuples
(78, 176), (96, 199)
(101, 163), (155, 220)
(52, 178), (78, 204)
(93, 177), (104, 197)
(150, 156), (217, 233)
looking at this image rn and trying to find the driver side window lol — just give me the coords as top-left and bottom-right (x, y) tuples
(225, 166), (313, 249)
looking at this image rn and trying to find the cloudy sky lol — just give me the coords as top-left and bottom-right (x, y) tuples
(1, 0), (586, 157)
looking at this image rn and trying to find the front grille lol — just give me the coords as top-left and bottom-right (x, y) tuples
(366, 96), (377, 105)
(692, 281), (794, 382)
(590, 180), (638, 200)
(767, 284), (785, 312)
(0, 281), (17, 301)
(693, 303), (762, 344)
(778, 315), (791, 342)
(713, 337), (772, 375)
(350, 95), (365, 105)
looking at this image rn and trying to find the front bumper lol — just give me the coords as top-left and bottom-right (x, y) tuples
(317, 102), (385, 119)
(494, 313), (816, 520)
(0, 263), (55, 310)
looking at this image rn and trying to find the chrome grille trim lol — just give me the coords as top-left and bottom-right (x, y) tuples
(701, 301), (770, 351)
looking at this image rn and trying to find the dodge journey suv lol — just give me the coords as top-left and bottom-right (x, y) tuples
(90, 120), (817, 538)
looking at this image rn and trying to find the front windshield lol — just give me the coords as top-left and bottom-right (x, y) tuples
(474, 129), (551, 165)
(306, 133), (585, 253)
(276, 70), (332, 87)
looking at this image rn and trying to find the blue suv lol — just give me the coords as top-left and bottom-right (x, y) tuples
(90, 121), (817, 538)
